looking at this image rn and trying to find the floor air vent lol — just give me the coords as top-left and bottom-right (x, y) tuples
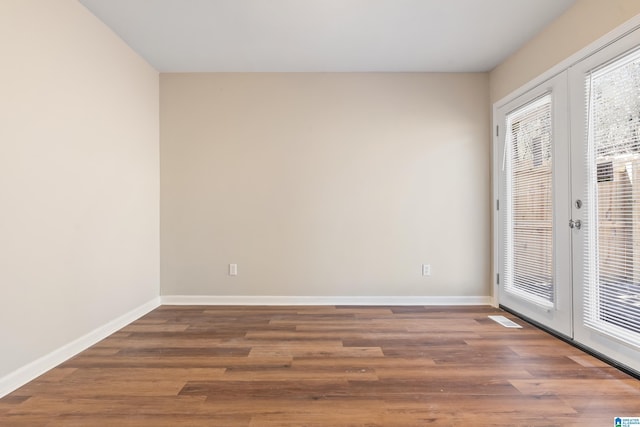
(488, 315), (522, 328)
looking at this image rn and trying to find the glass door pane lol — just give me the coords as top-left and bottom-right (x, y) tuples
(583, 50), (640, 342)
(504, 94), (554, 307)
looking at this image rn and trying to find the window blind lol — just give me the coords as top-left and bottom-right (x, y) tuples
(504, 94), (554, 307)
(584, 47), (640, 346)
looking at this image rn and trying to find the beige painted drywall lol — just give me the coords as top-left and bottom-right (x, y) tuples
(161, 73), (490, 297)
(490, 0), (640, 103)
(0, 0), (159, 379)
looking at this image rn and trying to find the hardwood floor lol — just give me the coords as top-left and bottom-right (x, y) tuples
(1, 305), (639, 426)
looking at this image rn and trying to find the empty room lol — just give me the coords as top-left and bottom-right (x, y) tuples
(2, 0), (640, 425)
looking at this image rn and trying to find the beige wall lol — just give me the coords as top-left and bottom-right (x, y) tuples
(490, 0), (640, 103)
(161, 73), (490, 297)
(0, 0), (159, 379)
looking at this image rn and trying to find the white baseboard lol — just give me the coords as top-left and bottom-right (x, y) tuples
(161, 295), (492, 306)
(0, 297), (161, 399)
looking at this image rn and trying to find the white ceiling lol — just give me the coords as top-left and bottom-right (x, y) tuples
(79, 0), (576, 73)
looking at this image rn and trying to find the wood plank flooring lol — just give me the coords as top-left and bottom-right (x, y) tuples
(1, 305), (639, 426)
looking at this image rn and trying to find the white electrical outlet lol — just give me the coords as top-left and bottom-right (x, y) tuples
(229, 263), (238, 276)
(422, 264), (431, 276)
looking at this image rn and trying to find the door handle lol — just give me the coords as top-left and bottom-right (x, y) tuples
(569, 219), (582, 230)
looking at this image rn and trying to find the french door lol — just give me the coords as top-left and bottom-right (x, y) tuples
(496, 73), (573, 338)
(497, 27), (640, 373)
(570, 29), (640, 372)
